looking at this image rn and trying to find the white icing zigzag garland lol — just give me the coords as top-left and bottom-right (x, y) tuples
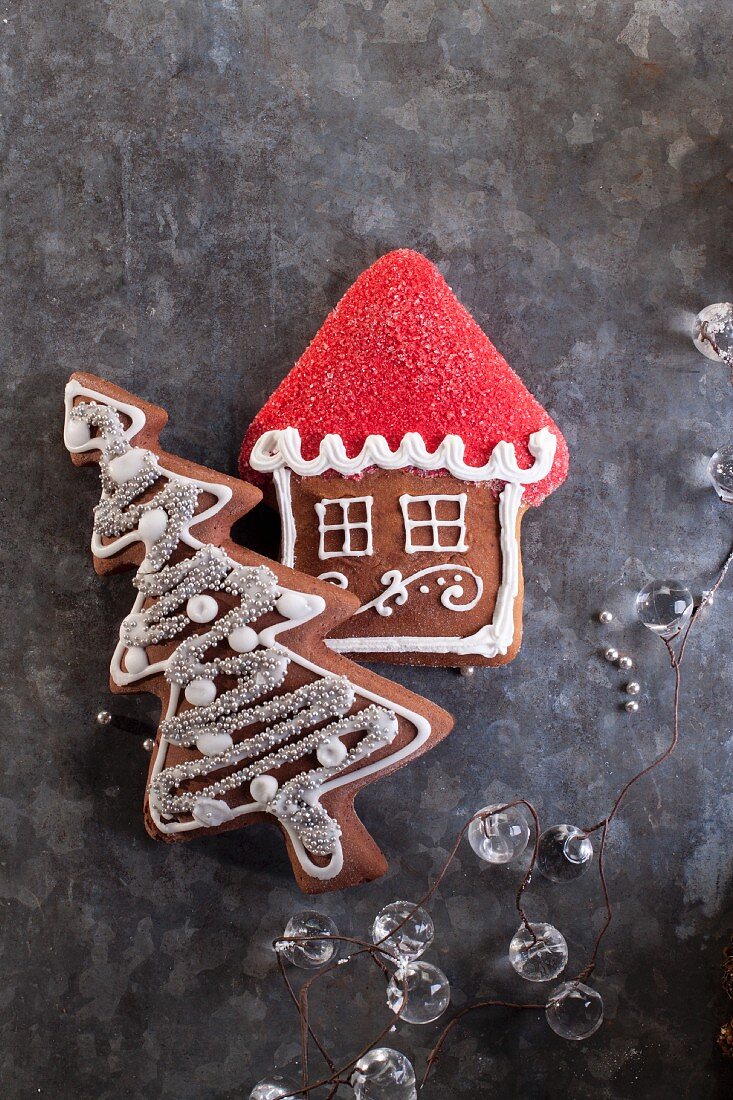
(64, 380), (431, 881)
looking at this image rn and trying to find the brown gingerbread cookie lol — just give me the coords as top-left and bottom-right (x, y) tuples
(63, 372), (453, 893)
(240, 249), (568, 667)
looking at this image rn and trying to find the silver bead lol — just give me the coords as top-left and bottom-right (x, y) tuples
(626, 681), (640, 696)
(96, 710), (112, 726)
(603, 647), (618, 662)
(143, 738), (155, 752)
(460, 666), (475, 677)
(624, 700), (639, 713)
(618, 655), (633, 671)
(598, 610), (613, 624)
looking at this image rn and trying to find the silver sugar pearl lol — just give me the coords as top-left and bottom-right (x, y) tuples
(460, 666), (475, 677)
(598, 610), (613, 624)
(626, 681), (641, 696)
(603, 647), (618, 663)
(618, 655), (633, 670)
(624, 700), (639, 714)
(96, 710), (112, 726)
(143, 738), (155, 752)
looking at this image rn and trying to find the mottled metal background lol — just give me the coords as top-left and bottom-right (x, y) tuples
(3, 1), (733, 1097)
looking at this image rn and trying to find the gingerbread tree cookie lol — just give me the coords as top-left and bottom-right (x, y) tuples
(240, 249), (569, 667)
(63, 372), (452, 893)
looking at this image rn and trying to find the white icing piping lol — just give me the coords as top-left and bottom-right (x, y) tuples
(318, 571), (349, 588)
(65, 380), (233, 557)
(146, 610), (431, 881)
(316, 495), (374, 559)
(400, 492), (467, 553)
(64, 380), (147, 448)
(64, 381), (432, 879)
(273, 467), (296, 568)
(356, 564), (483, 618)
(250, 425), (557, 484)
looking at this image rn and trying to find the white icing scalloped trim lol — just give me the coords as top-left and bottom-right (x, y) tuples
(250, 425), (557, 484)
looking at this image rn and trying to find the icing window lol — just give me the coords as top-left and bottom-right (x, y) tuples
(315, 496), (374, 559)
(400, 494), (468, 554)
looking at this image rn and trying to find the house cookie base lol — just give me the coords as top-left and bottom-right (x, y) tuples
(283, 469), (526, 667)
(251, 424), (556, 669)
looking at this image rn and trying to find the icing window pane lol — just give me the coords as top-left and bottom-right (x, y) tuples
(322, 501), (345, 526)
(315, 496), (374, 559)
(400, 494), (468, 554)
(434, 497), (462, 522)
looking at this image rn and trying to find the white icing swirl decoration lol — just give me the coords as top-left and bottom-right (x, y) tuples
(317, 571), (349, 588)
(357, 565), (483, 618)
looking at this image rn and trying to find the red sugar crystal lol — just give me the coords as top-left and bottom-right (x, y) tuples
(240, 249), (568, 506)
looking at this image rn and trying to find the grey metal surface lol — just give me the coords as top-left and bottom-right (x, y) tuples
(2, 1), (733, 1097)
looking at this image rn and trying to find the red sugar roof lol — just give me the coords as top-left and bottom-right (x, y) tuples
(240, 249), (568, 506)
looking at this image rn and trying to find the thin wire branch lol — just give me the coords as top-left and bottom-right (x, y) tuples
(274, 950), (336, 1076)
(270, 801), (541, 1097)
(575, 656), (681, 984)
(268, 538), (733, 1097)
(578, 541), (733, 978)
(678, 540), (733, 664)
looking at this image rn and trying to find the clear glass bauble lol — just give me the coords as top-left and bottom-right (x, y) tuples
(371, 901), (434, 964)
(546, 980), (604, 1040)
(635, 579), (693, 639)
(537, 825), (593, 882)
(386, 960), (451, 1024)
(707, 447), (733, 503)
(279, 910), (339, 969)
(693, 302), (733, 363)
(248, 1076), (303, 1100)
(351, 1047), (417, 1100)
(509, 922), (568, 982)
(468, 803), (531, 864)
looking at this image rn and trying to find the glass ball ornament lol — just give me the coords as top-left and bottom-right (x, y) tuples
(386, 960), (451, 1024)
(372, 901), (434, 964)
(468, 803), (531, 865)
(635, 579), (693, 639)
(509, 922), (568, 982)
(707, 447), (733, 504)
(351, 1047), (417, 1100)
(692, 302), (733, 363)
(546, 980), (604, 1040)
(249, 1077), (303, 1100)
(279, 910), (339, 969)
(537, 825), (593, 882)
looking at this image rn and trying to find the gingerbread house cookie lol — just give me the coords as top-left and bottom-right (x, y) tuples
(240, 250), (568, 667)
